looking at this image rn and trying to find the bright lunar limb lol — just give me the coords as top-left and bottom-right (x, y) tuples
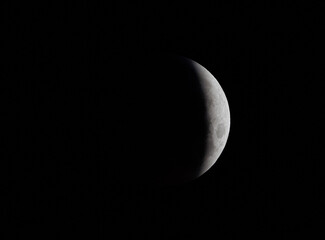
(188, 58), (230, 178)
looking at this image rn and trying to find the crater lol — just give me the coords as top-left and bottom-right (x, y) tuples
(216, 123), (225, 138)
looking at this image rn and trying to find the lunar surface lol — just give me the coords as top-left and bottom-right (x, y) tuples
(188, 58), (231, 178)
(112, 53), (231, 186)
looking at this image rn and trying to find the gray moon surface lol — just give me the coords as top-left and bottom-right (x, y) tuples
(189, 59), (231, 178)
(114, 53), (231, 185)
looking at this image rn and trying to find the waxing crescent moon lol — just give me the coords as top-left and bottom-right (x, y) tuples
(189, 57), (231, 178)
(114, 53), (231, 185)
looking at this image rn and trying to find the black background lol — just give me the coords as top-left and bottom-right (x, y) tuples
(2, 1), (324, 239)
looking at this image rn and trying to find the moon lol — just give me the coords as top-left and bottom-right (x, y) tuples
(189, 58), (231, 179)
(114, 53), (230, 186)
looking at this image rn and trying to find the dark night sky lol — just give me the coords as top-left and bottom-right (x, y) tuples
(3, 1), (324, 239)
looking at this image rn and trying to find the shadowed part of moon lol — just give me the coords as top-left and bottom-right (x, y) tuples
(217, 123), (225, 138)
